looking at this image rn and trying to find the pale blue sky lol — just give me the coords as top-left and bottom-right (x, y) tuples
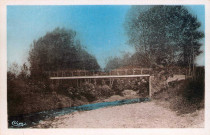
(7, 5), (205, 68)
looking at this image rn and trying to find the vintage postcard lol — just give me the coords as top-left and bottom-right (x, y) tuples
(0, 0), (210, 135)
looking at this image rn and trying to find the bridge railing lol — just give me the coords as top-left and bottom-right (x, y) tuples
(44, 68), (152, 77)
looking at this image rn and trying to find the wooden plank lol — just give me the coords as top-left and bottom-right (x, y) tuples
(149, 76), (151, 98)
(50, 74), (150, 80)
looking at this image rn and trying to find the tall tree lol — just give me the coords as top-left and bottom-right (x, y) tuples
(28, 28), (100, 77)
(104, 53), (132, 71)
(105, 56), (123, 71)
(125, 6), (204, 68)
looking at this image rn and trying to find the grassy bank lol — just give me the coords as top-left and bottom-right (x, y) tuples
(153, 73), (204, 114)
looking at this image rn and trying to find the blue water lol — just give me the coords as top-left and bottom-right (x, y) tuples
(8, 98), (150, 128)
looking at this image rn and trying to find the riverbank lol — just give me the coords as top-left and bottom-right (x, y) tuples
(34, 100), (204, 128)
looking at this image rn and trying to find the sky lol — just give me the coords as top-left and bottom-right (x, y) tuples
(7, 5), (205, 69)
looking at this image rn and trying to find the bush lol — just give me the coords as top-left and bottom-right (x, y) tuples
(7, 73), (73, 116)
(7, 80), (25, 116)
(77, 82), (97, 102)
(173, 77), (204, 114)
(112, 78), (149, 96)
(182, 78), (204, 102)
(112, 79), (125, 95)
(97, 85), (114, 98)
(154, 73), (204, 114)
(66, 87), (80, 100)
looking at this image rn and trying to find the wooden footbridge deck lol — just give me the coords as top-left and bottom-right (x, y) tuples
(47, 68), (153, 97)
(46, 68), (152, 77)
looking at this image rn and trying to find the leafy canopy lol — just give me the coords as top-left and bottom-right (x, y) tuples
(125, 6), (204, 67)
(28, 28), (100, 76)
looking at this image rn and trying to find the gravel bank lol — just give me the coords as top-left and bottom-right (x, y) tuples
(35, 100), (204, 128)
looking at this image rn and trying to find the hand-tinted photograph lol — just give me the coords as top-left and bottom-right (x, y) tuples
(7, 5), (205, 128)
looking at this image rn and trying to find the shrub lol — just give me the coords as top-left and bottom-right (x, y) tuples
(78, 82), (97, 102)
(7, 73), (73, 116)
(66, 87), (80, 100)
(111, 78), (149, 97)
(154, 72), (204, 114)
(98, 85), (114, 98)
(112, 79), (124, 95)
(183, 78), (204, 102)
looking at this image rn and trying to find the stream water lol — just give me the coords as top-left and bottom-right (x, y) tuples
(8, 97), (150, 128)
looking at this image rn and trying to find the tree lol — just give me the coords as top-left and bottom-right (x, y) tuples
(125, 6), (204, 68)
(105, 56), (123, 71)
(8, 62), (19, 79)
(104, 53), (132, 71)
(28, 28), (100, 77)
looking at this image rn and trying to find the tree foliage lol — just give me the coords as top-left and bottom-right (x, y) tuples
(104, 53), (131, 71)
(125, 6), (204, 67)
(28, 28), (100, 77)
(105, 57), (123, 71)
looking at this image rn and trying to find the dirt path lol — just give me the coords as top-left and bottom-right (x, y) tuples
(35, 100), (204, 128)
